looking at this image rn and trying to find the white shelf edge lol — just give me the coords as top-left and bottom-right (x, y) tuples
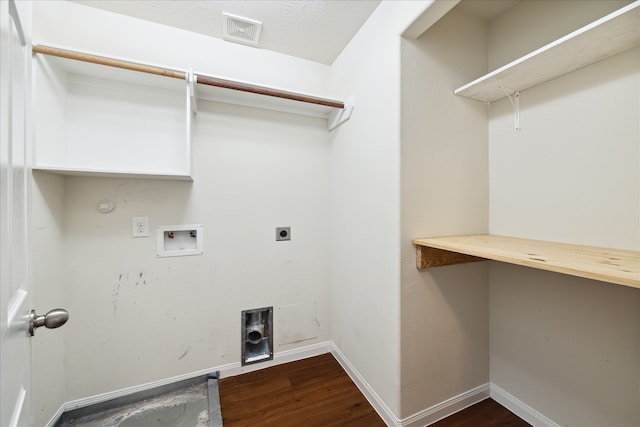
(33, 166), (193, 181)
(454, 2), (640, 102)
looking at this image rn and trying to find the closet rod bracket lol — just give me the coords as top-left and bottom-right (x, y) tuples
(328, 96), (355, 131)
(187, 68), (198, 114)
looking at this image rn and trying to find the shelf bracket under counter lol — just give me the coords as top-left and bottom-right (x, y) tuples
(414, 245), (485, 269)
(413, 234), (640, 289)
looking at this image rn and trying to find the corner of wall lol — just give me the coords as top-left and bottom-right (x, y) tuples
(399, 5), (490, 419)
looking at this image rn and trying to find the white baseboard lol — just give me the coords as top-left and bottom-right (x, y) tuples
(398, 383), (490, 427)
(53, 341), (333, 425)
(329, 342), (490, 427)
(44, 404), (65, 427)
(329, 343), (400, 426)
(49, 342), (539, 427)
(219, 340), (333, 379)
(490, 383), (560, 427)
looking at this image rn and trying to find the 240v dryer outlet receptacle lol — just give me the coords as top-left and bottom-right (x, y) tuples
(275, 227), (291, 241)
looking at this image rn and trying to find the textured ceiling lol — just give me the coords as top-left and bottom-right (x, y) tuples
(68, 0), (381, 65)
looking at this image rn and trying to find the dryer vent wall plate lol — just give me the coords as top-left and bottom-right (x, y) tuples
(223, 13), (262, 46)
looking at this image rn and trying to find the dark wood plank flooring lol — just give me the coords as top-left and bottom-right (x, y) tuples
(219, 353), (530, 427)
(432, 398), (531, 427)
(219, 353), (385, 426)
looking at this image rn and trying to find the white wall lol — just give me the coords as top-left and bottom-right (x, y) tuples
(400, 7), (490, 420)
(486, 1), (639, 426)
(32, 1), (639, 425)
(33, 0), (332, 403)
(61, 102), (331, 400)
(490, 47), (639, 249)
(401, 0), (639, 425)
(32, 1), (330, 96)
(328, 0), (434, 420)
(32, 1), (450, 423)
(31, 166), (66, 425)
(486, 0), (634, 70)
(491, 265), (640, 426)
(488, 1), (638, 249)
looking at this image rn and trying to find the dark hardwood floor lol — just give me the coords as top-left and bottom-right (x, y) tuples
(219, 353), (385, 426)
(219, 353), (530, 427)
(431, 398), (531, 427)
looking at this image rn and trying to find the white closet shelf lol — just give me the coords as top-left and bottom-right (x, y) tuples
(32, 43), (354, 180)
(32, 43), (352, 127)
(32, 166), (194, 181)
(195, 73), (344, 119)
(413, 235), (640, 289)
(454, 1), (640, 103)
(32, 46), (194, 180)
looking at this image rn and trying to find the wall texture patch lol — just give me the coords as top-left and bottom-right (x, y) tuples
(277, 302), (317, 345)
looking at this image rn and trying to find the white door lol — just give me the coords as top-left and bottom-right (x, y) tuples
(1, 1), (33, 426)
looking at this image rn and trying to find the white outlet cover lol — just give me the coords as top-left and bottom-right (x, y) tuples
(132, 216), (149, 237)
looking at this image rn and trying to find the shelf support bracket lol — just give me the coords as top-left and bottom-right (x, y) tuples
(328, 96), (355, 131)
(500, 87), (520, 130)
(187, 68), (198, 115)
(415, 245), (485, 269)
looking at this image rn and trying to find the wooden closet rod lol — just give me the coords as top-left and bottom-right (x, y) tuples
(32, 45), (187, 80)
(33, 44), (345, 110)
(196, 75), (345, 109)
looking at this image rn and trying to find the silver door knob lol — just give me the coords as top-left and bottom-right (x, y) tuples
(29, 308), (69, 336)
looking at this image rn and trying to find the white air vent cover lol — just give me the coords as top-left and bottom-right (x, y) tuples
(223, 13), (262, 46)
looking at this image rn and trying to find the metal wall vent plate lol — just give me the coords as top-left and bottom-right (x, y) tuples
(241, 307), (273, 365)
(223, 13), (262, 46)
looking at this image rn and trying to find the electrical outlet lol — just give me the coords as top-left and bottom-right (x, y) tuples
(275, 227), (291, 241)
(132, 216), (149, 237)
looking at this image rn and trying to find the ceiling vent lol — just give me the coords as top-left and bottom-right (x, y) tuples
(222, 13), (262, 47)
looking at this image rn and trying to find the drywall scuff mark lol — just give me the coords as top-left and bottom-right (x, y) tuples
(178, 346), (191, 360)
(113, 271), (151, 316)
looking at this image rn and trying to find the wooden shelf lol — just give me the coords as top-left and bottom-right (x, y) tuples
(413, 235), (640, 289)
(454, 2), (640, 102)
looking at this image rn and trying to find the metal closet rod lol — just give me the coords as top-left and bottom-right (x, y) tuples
(32, 44), (345, 110)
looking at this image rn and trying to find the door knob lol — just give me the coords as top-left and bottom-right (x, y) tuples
(29, 308), (69, 336)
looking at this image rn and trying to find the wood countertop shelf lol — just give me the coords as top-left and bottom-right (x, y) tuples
(413, 235), (640, 289)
